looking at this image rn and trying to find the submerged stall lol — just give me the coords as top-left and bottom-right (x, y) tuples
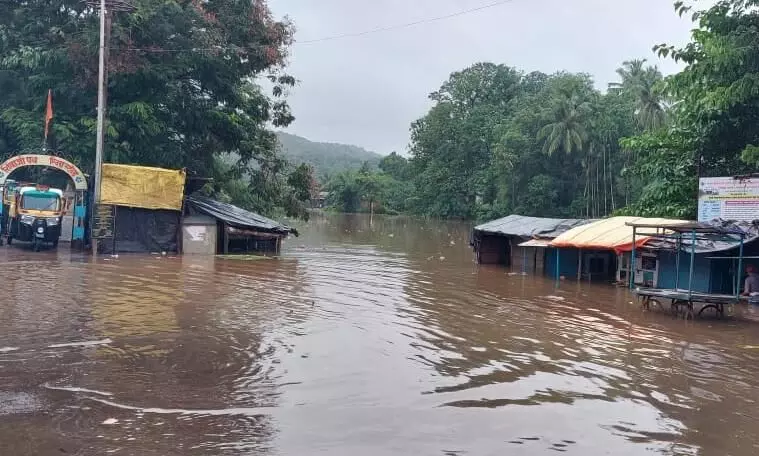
(185, 195), (297, 255)
(628, 221), (750, 318)
(95, 164), (186, 254)
(471, 215), (590, 269)
(549, 216), (690, 282)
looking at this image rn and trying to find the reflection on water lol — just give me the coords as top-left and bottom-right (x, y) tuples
(1, 213), (759, 455)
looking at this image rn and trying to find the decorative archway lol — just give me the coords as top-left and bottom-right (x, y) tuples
(0, 154), (88, 190)
(0, 154), (89, 246)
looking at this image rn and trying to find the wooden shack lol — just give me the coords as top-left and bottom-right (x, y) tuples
(471, 215), (591, 271)
(185, 195), (297, 255)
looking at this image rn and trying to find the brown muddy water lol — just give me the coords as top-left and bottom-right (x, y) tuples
(2, 213), (759, 456)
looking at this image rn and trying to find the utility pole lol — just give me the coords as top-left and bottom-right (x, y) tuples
(89, 0), (133, 256)
(92, 0), (107, 256)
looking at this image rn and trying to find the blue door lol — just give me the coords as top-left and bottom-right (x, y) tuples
(72, 192), (86, 242)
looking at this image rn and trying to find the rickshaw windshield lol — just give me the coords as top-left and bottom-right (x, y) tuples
(21, 194), (60, 211)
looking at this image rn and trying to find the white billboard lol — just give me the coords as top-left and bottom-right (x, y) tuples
(698, 177), (759, 222)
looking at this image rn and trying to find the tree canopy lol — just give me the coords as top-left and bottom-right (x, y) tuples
(0, 0), (312, 218)
(394, 0), (759, 221)
(405, 65), (642, 220)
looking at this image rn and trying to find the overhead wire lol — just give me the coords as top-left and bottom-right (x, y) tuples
(297, 0), (517, 44)
(108, 0), (517, 53)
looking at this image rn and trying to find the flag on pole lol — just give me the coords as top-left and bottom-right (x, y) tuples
(44, 89), (53, 141)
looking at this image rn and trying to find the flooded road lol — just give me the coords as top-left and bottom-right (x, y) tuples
(2, 213), (759, 455)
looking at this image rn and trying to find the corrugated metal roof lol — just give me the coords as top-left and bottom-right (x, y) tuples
(646, 219), (759, 253)
(187, 195), (297, 236)
(474, 214), (592, 239)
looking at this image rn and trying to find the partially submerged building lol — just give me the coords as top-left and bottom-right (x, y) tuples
(549, 216), (690, 282)
(473, 213), (759, 294)
(185, 195), (297, 255)
(471, 215), (591, 272)
(95, 164), (186, 254)
(94, 164), (296, 256)
(635, 220), (759, 294)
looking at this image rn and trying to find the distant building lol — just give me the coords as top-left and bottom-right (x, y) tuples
(312, 191), (329, 209)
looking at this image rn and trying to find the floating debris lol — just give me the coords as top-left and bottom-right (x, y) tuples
(48, 339), (113, 349)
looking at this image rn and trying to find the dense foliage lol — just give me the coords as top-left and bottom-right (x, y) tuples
(0, 0), (312, 218)
(6, 0), (757, 222)
(406, 64), (647, 220)
(325, 155), (412, 214)
(397, 0), (759, 221)
(623, 0), (759, 218)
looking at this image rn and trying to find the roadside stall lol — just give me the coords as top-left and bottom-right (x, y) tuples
(549, 216), (690, 282)
(95, 164), (186, 254)
(628, 222), (746, 318)
(628, 221), (749, 319)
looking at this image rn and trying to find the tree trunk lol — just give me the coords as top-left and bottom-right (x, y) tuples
(596, 154), (600, 217)
(586, 161), (591, 218)
(603, 143), (608, 215)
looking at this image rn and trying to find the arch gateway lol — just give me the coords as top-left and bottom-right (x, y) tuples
(0, 154), (89, 245)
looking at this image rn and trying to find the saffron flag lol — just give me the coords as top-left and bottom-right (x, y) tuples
(44, 89), (53, 141)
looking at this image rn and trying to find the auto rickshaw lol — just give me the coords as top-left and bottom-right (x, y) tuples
(4, 184), (64, 251)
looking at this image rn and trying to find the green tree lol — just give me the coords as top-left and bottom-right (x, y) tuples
(409, 63), (522, 218)
(379, 152), (410, 181)
(653, 0), (759, 176)
(0, 0), (305, 218)
(616, 0), (759, 217)
(538, 92), (591, 156)
(609, 59), (667, 131)
(326, 170), (363, 213)
(410, 65), (638, 220)
(617, 129), (697, 218)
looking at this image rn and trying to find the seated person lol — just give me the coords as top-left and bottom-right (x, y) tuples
(741, 264), (759, 298)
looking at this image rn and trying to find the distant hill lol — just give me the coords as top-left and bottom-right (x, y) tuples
(276, 132), (382, 178)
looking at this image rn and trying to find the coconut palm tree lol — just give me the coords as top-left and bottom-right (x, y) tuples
(609, 59), (667, 131)
(609, 59), (647, 94)
(538, 93), (591, 156)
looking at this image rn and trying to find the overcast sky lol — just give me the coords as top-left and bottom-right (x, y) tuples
(267, 0), (696, 155)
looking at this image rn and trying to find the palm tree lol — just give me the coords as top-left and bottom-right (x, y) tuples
(609, 59), (666, 131)
(609, 59), (647, 94)
(538, 93), (591, 156)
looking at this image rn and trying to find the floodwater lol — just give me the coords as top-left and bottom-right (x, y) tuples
(2, 214), (759, 456)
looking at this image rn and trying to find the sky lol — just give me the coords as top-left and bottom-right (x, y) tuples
(267, 0), (697, 156)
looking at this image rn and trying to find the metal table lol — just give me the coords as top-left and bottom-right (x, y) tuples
(634, 287), (739, 319)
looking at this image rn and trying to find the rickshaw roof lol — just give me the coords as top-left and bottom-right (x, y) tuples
(19, 187), (63, 197)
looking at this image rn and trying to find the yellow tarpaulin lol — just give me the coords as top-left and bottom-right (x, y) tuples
(100, 164), (186, 211)
(550, 216), (691, 253)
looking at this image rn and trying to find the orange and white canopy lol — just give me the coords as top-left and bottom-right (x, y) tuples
(549, 216), (691, 253)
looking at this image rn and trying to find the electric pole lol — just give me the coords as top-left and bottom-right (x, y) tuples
(88, 0), (134, 255)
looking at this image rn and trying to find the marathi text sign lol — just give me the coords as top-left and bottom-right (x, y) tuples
(0, 154), (88, 191)
(92, 204), (115, 239)
(698, 177), (759, 222)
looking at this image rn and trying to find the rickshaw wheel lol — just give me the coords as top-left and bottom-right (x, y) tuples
(33, 240), (40, 252)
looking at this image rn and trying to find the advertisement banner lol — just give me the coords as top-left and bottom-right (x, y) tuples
(698, 177), (759, 222)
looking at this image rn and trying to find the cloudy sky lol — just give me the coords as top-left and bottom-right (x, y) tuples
(267, 0), (696, 155)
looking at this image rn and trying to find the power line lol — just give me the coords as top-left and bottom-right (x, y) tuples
(100, 0), (520, 54)
(297, 0), (517, 44)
